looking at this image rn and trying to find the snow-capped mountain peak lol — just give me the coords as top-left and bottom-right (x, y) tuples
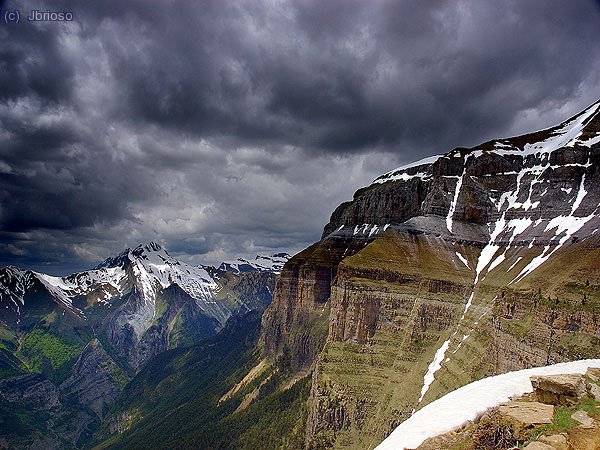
(1, 243), (292, 328)
(98, 241), (225, 321)
(0, 242), (217, 321)
(0, 266), (34, 313)
(219, 253), (291, 274)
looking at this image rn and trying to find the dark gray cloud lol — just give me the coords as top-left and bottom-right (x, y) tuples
(1, 0), (599, 274)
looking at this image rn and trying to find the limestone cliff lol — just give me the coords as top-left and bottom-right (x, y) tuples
(261, 100), (600, 448)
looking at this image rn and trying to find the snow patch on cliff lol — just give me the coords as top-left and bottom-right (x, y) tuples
(372, 154), (442, 185)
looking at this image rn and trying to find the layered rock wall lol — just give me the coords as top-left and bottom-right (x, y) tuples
(261, 100), (600, 448)
(262, 237), (374, 372)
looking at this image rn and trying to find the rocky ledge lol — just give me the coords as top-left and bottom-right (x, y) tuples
(417, 367), (600, 450)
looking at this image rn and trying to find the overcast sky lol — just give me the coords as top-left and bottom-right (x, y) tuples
(1, 0), (599, 274)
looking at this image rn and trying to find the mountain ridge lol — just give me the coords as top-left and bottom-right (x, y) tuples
(260, 98), (600, 448)
(0, 242), (289, 329)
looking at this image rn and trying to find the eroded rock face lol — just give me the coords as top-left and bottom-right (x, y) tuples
(262, 236), (374, 372)
(59, 339), (125, 419)
(488, 295), (600, 374)
(106, 284), (221, 371)
(0, 373), (96, 449)
(225, 270), (276, 314)
(328, 250), (465, 345)
(322, 177), (430, 237)
(0, 374), (60, 407)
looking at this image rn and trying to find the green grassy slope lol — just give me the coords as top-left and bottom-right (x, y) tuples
(93, 311), (309, 450)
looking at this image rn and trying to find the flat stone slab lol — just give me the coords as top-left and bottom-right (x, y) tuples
(538, 433), (568, 450)
(530, 374), (587, 405)
(499, 401), (554, 427)
(571, 410), (594, 429)
(524, 442), (556, 450)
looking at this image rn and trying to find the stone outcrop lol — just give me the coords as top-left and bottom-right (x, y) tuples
(498, 401), (554, 438)
(571, 410), (595, 429)
(538, 434), (568, 450)
(586, 367), (600, 382)
(530, 374), (587, 406)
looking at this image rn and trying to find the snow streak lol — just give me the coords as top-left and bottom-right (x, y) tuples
(418, 339), (451, 404)
(446, 164), (466, 233)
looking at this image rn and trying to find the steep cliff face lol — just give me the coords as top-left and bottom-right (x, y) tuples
(303, 232), (478, 449)
(262, 236), (375, 373)
(59, 339), (126, 420)
(261, 100), (600, 448)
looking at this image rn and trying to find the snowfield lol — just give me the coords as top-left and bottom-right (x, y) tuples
(219, 253), (290, 274)
(376, 359), (600, 450)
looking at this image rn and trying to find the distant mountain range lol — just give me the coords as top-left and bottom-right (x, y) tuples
(1, 242), (289, 337)
(0, 242), (288, 448)
(219, 253), (291, 274)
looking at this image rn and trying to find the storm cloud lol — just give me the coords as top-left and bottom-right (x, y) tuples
(1, 0), (599, 273)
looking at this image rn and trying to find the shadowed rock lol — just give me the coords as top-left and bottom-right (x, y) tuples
(59, 339), (125, 419)
(530, 374), (587, 406)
